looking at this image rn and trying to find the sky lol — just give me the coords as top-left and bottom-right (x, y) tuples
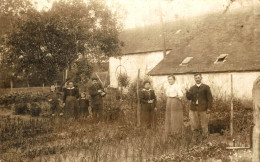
(32, 0), (252, 29)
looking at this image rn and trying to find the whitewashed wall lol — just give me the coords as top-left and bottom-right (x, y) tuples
(109, 51), (170, 88)
(151, 72), (260, 100)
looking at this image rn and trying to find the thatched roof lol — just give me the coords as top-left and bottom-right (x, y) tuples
(118, 6), (260, 75)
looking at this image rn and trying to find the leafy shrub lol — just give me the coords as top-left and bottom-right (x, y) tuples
(127, 79), (144, 102)
(0, 94), (16, 105)
(14, 103), (27, 114)
(209, 98), (253, 135)
(39, 101), (52, 117)
(0, 90), (57, 117)
(117, 73), (130, 87)
(0, 92), (48, 105)
(30, 103), (42, 117)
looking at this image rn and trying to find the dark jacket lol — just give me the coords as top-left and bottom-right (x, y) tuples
(79, 98), (89, 113)
(88, 83), (105, 105)
(47, 91), (59, 105)
(186, 83), (213, 111)
(63, 87), (79, 102)
(140, 89), (157, 108)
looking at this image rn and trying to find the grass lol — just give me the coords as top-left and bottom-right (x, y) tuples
(0, 112), (250, 162)
(0, 87), (254, 162)
(0, 87), (50, 95)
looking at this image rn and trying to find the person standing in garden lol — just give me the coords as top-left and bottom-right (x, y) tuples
(186, 73), (213, 140)
(79, 92), (90, 118)
(63, 81), (80, 119)
(47, 85), (60, 116)
(164, 75), (184, 136)
(88, 77), (106, 122)
(140, 81), (157, 129)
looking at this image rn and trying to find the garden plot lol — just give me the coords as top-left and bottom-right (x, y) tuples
(0, 90), (254, 161)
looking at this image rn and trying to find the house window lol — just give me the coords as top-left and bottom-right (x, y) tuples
(180, 57), (193, 66)
(215, 54), (228, 64)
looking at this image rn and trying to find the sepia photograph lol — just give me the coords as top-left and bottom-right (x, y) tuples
(0, 0), (260, 161)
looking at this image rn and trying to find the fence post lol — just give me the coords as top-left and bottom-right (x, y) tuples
(230, 74), (233, 137)
(252, 76), (260, 162)
(137, 69), (141, 127)
(10, 80), (13, 91)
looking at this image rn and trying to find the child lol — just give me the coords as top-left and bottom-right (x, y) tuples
(79, 92), (90, 118)
(47, 85), (59, 116)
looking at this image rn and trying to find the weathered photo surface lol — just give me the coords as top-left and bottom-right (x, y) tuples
(0, 0), (260, 161)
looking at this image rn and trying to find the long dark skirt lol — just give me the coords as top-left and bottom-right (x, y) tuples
(79, 100), (89, 117)
(141, 103), (155, 128)
(65, 96), (79, 119)
(165, 97), (183, 135)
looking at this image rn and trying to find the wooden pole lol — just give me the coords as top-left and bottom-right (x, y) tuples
(65, 68), (68, 81)
(10, 80), (13, 91)
(63, 70), (65, 83)
(137, 69), (141, 126)
(230, 74), (233, 137)
(120, 58), (123, 98)
(252, 76), (260, 162)
(95, 72), (104, 86)
(158, 0), (166, 58)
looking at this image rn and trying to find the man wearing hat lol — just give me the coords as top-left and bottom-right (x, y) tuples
(88, 77), (106, 122)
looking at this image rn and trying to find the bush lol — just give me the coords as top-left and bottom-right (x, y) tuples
(0, 92), (48, 105)
(30, 103), (42, 117)
(208, 98), (253, 135)
(127, 79), (144, 102)
(0, 90), (57, 117)
(39, 101), (52, 117)
(0, 94), (16, 105)
(117, 73), (130, 88)
(14, 103), (27, 115)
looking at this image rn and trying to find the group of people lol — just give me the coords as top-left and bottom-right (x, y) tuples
(140, 73), (213, 139)
(47, 77), (106, 121)
(47, 73), (212, 139)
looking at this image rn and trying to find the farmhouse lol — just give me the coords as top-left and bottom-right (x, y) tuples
(109, 6), (260, 99)
(109, 24), (172, 88)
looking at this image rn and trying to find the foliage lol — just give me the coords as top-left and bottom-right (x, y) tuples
(117, 72), (130, 87)
(0, 0), (33, 36)
(0, 0), (33, 87)
(0, 92), (47, 105)
(0, 117), (54, 156)
(29, 103), (42, 117)
(1, 0), (123, 86)
(69, 57), (93, 85)
(0, 88), (254, 161)
(127, 78), (144, 102)
(0, 0), (32, 17)
(126, 77), (153, 102)
(0, 91), (53, 117)
(152, 142), (230, 161)
(14, 103), (27, 114)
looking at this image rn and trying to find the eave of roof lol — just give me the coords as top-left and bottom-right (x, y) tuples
(148, 69), (260, 76)
(122, 49), (172, 55)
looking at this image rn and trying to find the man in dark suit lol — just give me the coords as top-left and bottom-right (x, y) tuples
(186, 73), (213, 139)
(88, 77), (106, 122)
